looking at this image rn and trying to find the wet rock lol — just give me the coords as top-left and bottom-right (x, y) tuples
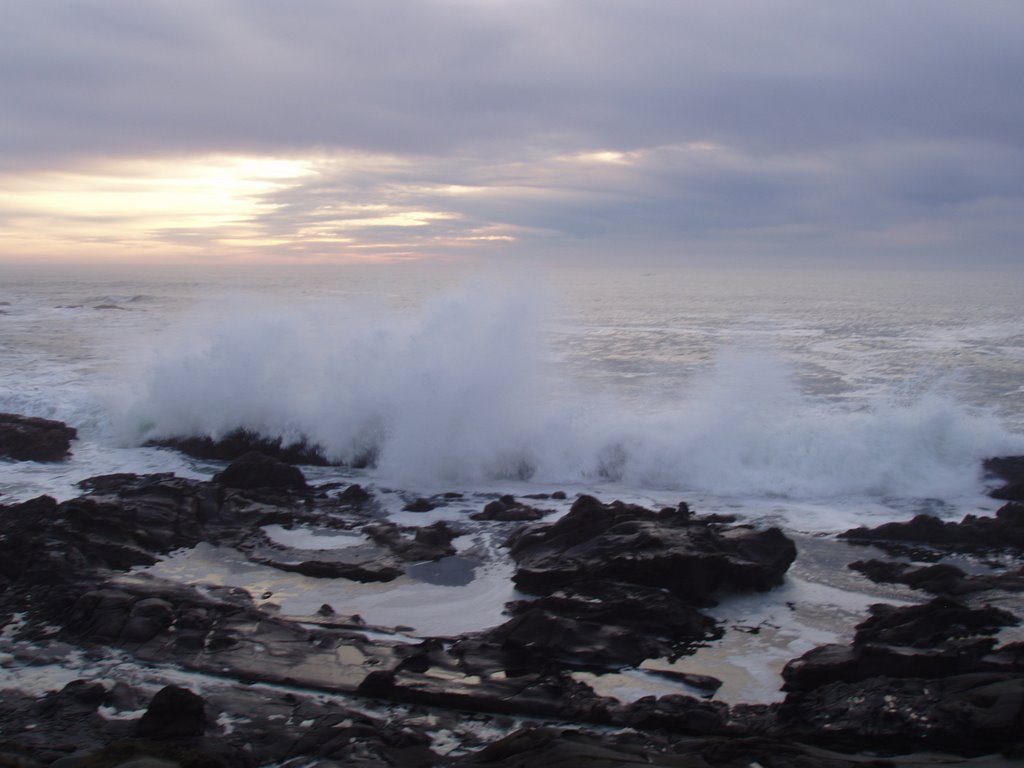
(363, 520), (459, 561)
(508, 495), (796, 605)
(612, 693), (731, 734)
(403, 497), (436, 512)
(335, 483), (371, 505)
(76, 472), (176, 494)
(463, 580), (720, 672)
(459, 726), (676, 766)
(471, 496), (548, 522)
(0, 413), (77, 461)
(855, 597), (1018, 649)
(149, 428), (328, 465)
(135, 685), (208, 740)
(777, 673), (1024, 755)
(372, 666), (613, 723)
(484, 604), (673, 671)
(840, 505), (1024, 554)
(782, 598), (1020, 693)
(0, 680), (134, 765)
(507, 580), (719, 643)
(213, 451), (307, 490)
(459, 726), (904, 768)
(850, 559), (973, 594)
(985, 455), (1024, 501)
(256, 557), (402, 582)
(643, 669), (723, 695)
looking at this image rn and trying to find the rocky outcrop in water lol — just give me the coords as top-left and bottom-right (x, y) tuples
(214, 450), (308, 490)
(148, 427), (330, 465)
(508, 495), (797, 604)
(471, 495), (549, 522)
(840, 501), (1024, 554)
(850, 558), (1024, 595)
(778, 595), (1024, 755)
(0, 412), (77, 461)
(986, 455), (1024, 501)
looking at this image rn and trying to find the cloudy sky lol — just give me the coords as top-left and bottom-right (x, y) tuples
(2, 0), (1023, 267)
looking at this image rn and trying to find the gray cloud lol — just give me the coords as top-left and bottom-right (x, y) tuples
(2, 0), (1023, 265)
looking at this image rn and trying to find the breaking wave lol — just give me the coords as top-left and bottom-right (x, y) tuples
(116, 283), (1024, 499)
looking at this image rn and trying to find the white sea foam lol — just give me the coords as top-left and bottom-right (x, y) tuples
(111, 280), (1024, 502)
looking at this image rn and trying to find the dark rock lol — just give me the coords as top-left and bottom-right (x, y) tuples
(781, 644), (862, 691)
(471, 497), (547, 522)
(135, 685), (207, 740)
(998, 501), (1024, 526)
(370, 666), (612, 723)
(335, 483), (370, 505)
(461, 728), (866, 768)
(407, 521), (459, 560)
(782, 598), (1020, 693)
(612, 693), (730, 734)
(77, 472), (176, 494)
(403, 497), (436, 512)
(256, 558), (401, 582)
(986, 455), (1024, 483)
(508, 495), (796, 605)
(850, 559), (969, 594)
(778, 673), (1024, 754)
(506, 580), (719, 642)
(483, 605), (673, 672)
(0, 413), (77, 461)
(985, 455), (1024, 500)
(992, 483), (1024, 501)
(449, 578), (720, 676)
(841, 506), (1024, 553)
(213, 451), (307, 490)
(851, 558), (1024, 594)
(37, 680), (110, 717)
(150, 428), (328, 465)
(643, 668), (723, 695)
(363, 521), (458, 562)
(854, 598), (1018, 649)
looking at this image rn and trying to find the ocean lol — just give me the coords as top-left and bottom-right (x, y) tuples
(2, 261), (1023, 531)
(3, 260), (1024, 704)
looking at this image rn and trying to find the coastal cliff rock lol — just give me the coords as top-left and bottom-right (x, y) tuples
(0, 412), (77, 461)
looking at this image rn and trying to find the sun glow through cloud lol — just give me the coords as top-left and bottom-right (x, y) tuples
(0, 151), (528, 263)
(0, 155), (324, 262)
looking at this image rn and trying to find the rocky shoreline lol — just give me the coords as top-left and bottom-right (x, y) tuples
(1, 418), (1023, 766)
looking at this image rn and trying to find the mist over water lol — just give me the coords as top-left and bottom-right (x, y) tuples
(110, 271), (1024, 500)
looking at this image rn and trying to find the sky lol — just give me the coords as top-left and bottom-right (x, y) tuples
(2, 0), (1023, 268)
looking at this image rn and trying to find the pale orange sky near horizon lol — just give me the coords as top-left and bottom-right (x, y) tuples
(0, 153), (509, 265)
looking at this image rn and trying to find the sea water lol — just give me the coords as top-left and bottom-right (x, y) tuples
(3, 260), (1024, 703)
(3, 261), (1022, 530)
